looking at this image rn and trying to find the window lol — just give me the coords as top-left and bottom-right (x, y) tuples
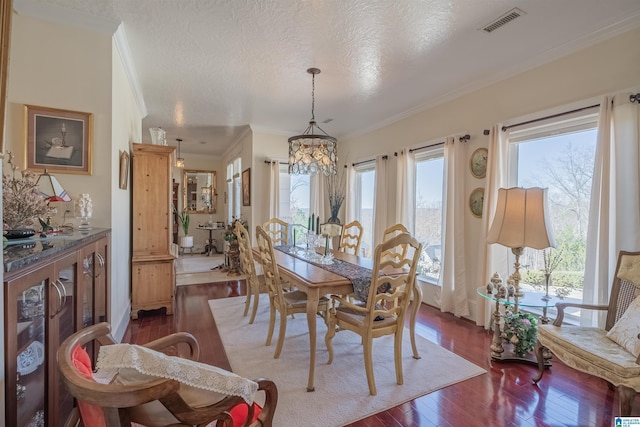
(414, 149), (444, 282)
(279, 164), (311, 229)
(353, 165), (375, 257)
(508, 113), (598, 305)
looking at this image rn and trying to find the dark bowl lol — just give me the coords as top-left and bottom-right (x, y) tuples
(4, 229), (36, 240)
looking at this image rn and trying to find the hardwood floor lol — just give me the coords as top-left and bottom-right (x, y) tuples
(122, 281), (638, 427)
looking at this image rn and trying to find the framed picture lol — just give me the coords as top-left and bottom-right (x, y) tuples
(119, 150), (129, 190)
(469, 187), (485, 218)
(25, 105), (93, 175)
(242, 168), (251, 206)
(470, 147), (488, 179)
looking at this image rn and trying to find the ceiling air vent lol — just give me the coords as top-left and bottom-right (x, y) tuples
(480, 8), (526, 33)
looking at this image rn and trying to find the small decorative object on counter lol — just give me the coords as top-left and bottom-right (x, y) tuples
(76, 193), (93, 230)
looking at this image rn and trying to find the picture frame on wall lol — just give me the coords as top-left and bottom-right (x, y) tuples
(25, 104), (93, 175)
(470, 147), (488, 179)
(242, 168), (251, 206)
(119, 150), (129, 189)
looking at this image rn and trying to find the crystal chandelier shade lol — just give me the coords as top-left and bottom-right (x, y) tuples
(288, 68), (337, 176)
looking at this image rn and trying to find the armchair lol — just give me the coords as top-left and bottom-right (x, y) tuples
(533, 250), (640, 416)
(57, 322), (277, 426)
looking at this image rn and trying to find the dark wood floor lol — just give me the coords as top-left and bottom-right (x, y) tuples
(122, 280), (638, 427)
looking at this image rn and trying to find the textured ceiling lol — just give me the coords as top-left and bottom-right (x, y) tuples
(14, 0), (640, 155)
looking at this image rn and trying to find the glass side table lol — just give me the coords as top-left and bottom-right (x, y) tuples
(477, 286), (557, 365)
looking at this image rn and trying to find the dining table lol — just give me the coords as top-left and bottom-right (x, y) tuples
(256, 246), (423, 392)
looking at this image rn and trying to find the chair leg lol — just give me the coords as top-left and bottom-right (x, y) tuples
(363, 334), (376, 396)
(266, 304), (276, 346)
(273, 311), (287, 359)
(618, 385), (637, 416)
(394, 329), (404, 386)
(410, 284), (423, 359)
(248, 289), (259, 325)
(243, 284), (252, 317)
(325, 310), (336, 365)
(532, 340), (546, 384)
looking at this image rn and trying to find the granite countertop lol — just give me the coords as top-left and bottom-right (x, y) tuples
(3, 228), (110, 273)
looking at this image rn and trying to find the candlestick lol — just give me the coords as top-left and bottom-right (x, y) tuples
(316, 217), (320, 235)
(325, 236), (329, 256)
(293, 229), (296, 247)
(308, 216), (311, 230)
(311, 213), (315, 232)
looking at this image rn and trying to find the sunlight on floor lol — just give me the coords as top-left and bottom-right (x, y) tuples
(175, 254), (246, 286)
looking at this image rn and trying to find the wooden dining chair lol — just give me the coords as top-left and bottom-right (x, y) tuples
(339, 220), (364, 255)
(235, 221), (266, 324)
(262, 218), (289, 246)
(382, 223), (409, 262)
(325, 233), (423, 395)
(381, 223), (422, 360)
(255, 225), (329, 358)
(57, 322), (278, 427)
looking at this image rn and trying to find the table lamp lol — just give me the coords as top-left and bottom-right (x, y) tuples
(487, 187), (555, 298)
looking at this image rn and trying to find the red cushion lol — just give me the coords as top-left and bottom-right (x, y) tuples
(132, 403), (262, 427)
(229, 402), (263, 426)
(71, 346), (106, 427)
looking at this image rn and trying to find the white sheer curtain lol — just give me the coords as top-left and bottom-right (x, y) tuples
(309, 173), (327, 225)
(582, 93), (640, 327)
(268, 161), (280, 219)
(395, 150), (416, 234)
(372, 155), (388, 246)
(476, 125), (510, 327)
(435, 137), (470, 317)
(344, 164), (357, 224)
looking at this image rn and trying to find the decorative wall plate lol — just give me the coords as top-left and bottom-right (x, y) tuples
(469, 187), (485, 218)
(17, 340), (45, 375)
(470, 148), (488, 179)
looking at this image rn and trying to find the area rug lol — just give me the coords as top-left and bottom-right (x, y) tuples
(208, 297), (485, 427)
(176, 255), (246, 286)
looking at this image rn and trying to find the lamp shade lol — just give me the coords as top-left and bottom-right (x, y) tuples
(487, 187), (555, 250)
(36, 170), (71, 202)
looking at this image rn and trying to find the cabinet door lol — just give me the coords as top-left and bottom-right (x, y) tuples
(50, 252), (80, 427)
(80, 236), (109, 361)
(4, 265), (52, 427)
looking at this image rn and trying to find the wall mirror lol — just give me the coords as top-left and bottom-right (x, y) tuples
(183, 169), (217, 213)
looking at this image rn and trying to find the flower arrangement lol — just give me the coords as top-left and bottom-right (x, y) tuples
(325, 164), (346, 223)
(224, 217), (248, 242)
(502, 309), (538, 357)
(2, 152), (49, 230)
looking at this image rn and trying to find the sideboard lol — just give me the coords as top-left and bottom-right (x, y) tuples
(3, 228), (110, 427)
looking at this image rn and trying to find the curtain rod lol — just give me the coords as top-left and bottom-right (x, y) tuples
(264, 160), (287, 165)
(409, 141), (444, 153)
(352, 155), (388, 167)
(502, 103), (600, 132)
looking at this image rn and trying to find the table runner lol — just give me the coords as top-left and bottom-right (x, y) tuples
(274, 245), (373, 301)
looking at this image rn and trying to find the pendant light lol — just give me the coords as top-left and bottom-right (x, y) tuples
(176, 138), (185, 168)
(288, 68), (337, 176)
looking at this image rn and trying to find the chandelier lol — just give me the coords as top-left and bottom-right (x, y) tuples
(288, 68), (337, 175)
(175, 138), (185, 168)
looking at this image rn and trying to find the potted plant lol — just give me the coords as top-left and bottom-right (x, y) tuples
(325, 165), (345, 224)
(177, 211), (193, 249)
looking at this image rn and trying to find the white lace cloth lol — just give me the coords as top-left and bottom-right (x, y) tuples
(95, 343), (258, 404)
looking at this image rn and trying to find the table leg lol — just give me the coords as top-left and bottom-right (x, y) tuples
(410, 280), (423, 359)
(490, 299), (505, 358)
(306, 288), (320, 392)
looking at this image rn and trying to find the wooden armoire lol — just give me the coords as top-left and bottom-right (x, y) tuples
(131, 143), (176, 319)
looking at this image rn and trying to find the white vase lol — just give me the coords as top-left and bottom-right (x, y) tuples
(180, 235), (193, 248)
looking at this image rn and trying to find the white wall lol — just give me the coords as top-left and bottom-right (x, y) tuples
(5, 14), (145, 338)
(251, 130), (288, 228)
(110, 33), (141, 340)
(343, 27), (640, 318)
